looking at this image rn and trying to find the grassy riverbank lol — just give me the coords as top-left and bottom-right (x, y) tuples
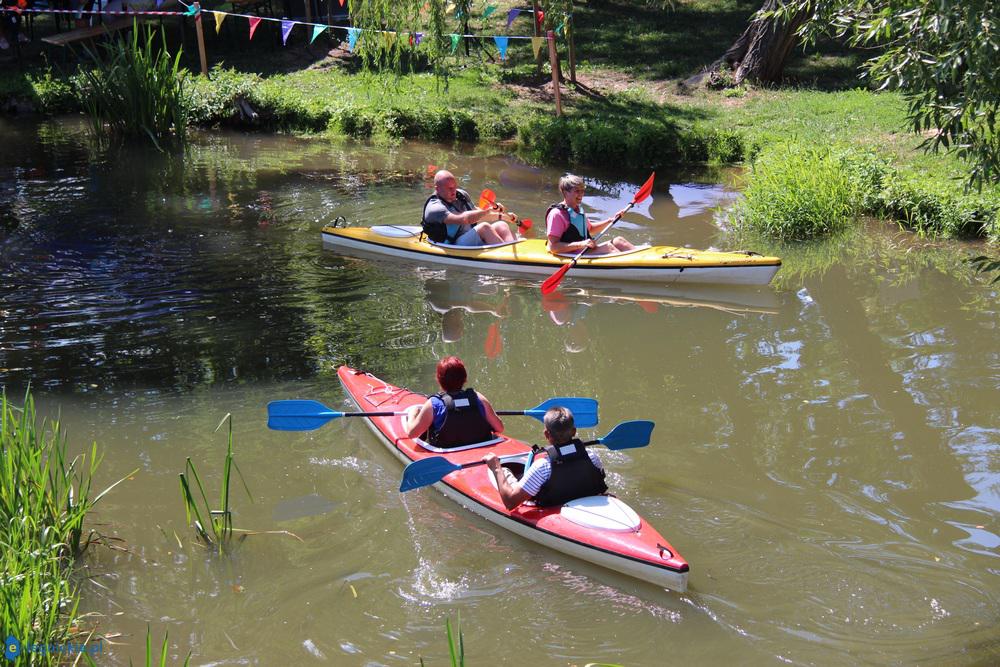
(2, 0), (998, 242)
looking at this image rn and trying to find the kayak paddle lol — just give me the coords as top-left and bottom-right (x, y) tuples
(267, 396), (600, 431)
(399, 420), (655, 492)
(540, 172), (656, 295)
(484, 321), (503, 359)
(479, 188), (532, 230)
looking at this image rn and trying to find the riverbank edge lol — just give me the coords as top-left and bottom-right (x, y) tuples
(3, 69), (998, 244)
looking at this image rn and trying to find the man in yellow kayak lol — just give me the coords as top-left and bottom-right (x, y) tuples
(422, 170), (519, 245)
(546, 174), (635, 256)
(482, 406), (606, 509)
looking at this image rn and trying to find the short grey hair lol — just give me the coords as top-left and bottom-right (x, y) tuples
(543, 406), (576, 442)
(559, 174), (585, 194)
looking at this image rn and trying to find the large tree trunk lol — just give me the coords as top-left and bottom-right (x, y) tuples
(688, 0), (809, 87)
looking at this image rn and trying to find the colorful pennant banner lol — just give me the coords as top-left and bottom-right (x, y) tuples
(281, 19), (294, 45)
(450, 33), (460, 53)
(347, 26), (360, 51)
(214, 11), (225, 33)
(505, 8), (518, 27)
(493, 35), (508, 60)
(248, 15), (261, 40)
(311, 24), (326, 44)
(531, 36), (544, 59)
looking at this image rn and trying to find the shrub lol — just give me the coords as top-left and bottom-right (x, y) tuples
(730, 143), (861, 241)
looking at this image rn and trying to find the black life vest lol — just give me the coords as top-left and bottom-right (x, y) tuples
(428, 388), (495, 448)
(532, 438), (607, 507)
(545, 203), (591, 243)
(422, 190), (475, 243)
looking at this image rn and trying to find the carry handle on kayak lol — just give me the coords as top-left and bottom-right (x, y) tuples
(399, 420), (655, 492)
(266, 396), (599, 432)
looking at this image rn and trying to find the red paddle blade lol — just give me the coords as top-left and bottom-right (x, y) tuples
(484, 321), (502, 359)
(636, 300), (658, 313)
(519, 217), (533, 230)
(541, 262), (572, 294)
(478, 188), (497, 209)
(632, 172), (656, 205)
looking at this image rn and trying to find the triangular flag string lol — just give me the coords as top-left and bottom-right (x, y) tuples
(214, 11), (225, 33)
(493, 35), (508, 60)
(310, 24), (326, 44)
(531, 36), (544, 59)
(248, 15), (262, 40)
(450, 33), (460, 54)
(482, 4), (496, 20)
(281, 19), (294, 45)
(505, 8), (518, 28)
(347, 26), (360, 51)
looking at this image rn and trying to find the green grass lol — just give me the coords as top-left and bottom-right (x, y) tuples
(1, 389), (132, 664)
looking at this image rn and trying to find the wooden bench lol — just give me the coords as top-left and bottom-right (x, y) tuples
(41, 15), (137, 47)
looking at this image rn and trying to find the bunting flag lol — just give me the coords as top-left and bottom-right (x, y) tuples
(505, 8), (518, 27)
(482, 4), (496, 19)
(531, 36), (544, 59)
(310, 24), (326, 44)
(281, 19), (294, 45)
(414, 32), (423, 46)
(555, 20), (564, 35)
(536, 10), (544, 26)
(155, 0), (162, 8)
(214, 11), (225, 33)
(347, 26), (360, 51)
(382, 31), (396, 48)
(248, 16), (261, 40)
(493, 35), (508, 60)
(450, 33), (460, 54)
(339, 0), (344, 5)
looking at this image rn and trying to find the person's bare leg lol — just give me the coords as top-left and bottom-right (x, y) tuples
(491, 221), (515, 242)
(475, 223), (502, 244)
(612, 236), (636, 251)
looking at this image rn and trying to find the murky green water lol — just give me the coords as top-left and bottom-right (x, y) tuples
(2, 118), (998, 666)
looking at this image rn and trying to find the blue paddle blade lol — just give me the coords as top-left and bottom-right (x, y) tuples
(399, 457), (463, 492)
(267, 400), (343, 431)
(523, 397), (599, 428)
(598, 420), (655, 450)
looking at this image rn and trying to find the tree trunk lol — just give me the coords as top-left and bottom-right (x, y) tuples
(734, 0), (809, 84)
(691, 0), (808, 87)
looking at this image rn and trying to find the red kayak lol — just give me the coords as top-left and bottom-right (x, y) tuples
(337, 366), (689, 592)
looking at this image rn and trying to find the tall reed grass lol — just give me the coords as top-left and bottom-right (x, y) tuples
(178, 414), (252, 551)
(79, 23), (189, 150)
(1, 390), (131, 661)
(730, 144), (861, 241)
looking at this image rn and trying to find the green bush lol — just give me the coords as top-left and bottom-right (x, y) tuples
(731, 143), (861, 241)
(186, 68), (262, 126)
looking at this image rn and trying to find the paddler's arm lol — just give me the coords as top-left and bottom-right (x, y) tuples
(476, 392), (504, 435)
(402, 400), (434, 438)
(443, 207), (505, 227)
(483, 453), (532, 510)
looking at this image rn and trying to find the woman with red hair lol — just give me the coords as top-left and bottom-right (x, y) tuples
(402, 356), (504, 448)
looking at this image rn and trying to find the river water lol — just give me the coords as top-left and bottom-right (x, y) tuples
(1, 118), (998, 666)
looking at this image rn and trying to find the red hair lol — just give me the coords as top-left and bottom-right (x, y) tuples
(436, 356), (467, 393)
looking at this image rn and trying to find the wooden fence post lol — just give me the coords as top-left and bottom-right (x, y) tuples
(567, 13), (576, 84)
(547, 30), (562, 117)
(193, 2), (208, 77)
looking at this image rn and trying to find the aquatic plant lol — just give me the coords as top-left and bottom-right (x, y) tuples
(78, 23), (189, 150)
(1, 389), (132, 662)
(730, 143), (860, 241)
(178, 414), (252, 551)
(419, 615), (464, 667)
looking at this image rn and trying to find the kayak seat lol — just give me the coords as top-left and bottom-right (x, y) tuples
(415, 436), (505, 452)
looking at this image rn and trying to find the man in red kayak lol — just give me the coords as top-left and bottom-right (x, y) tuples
(402, 356), (505, 448)
(483, 406), (607, 509)
(546, 174), (634, 256)
(422, 170), (519, 245)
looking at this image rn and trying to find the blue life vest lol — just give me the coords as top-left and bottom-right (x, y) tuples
(546, 203), (590, 243)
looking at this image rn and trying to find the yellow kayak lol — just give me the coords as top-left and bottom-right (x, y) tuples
(321, 224), (781, 286)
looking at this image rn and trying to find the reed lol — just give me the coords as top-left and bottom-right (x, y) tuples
(730, 144), (860, 241)
(78, 23), (189, 150)
(178, 414), (252, 551)
(1, 390), (131, 660)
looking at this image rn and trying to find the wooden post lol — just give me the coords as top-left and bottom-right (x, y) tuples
(193, 2), (209, 77)
(547, 30), (562, 117)
(567, 12), (576, 84)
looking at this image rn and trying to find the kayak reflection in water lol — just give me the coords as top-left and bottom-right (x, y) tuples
(483, 407), (607, 510)
(402, 356), (505, 448)
(545, 174), (635, 256)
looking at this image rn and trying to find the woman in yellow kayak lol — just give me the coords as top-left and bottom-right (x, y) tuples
(545, 174), (635, 256)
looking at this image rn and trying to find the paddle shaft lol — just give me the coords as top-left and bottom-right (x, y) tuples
(281, 409), (574, 418)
